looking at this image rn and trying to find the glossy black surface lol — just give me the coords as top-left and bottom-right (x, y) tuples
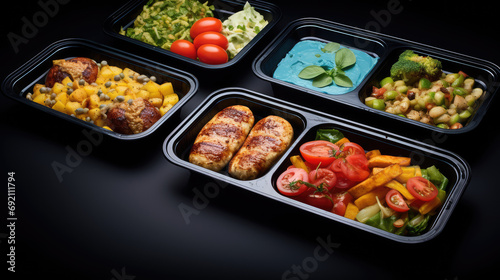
(1, 0), (499, 279)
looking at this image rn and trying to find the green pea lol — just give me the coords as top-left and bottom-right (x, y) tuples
(380, 77), (394, 87)
(384, 90), (398, 100)
(372, 99), (385, 110)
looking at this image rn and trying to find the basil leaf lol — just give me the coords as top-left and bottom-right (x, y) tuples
(312, 73), (333, 88)
(315, 129), (344, 143)
(298, 65), (326, 79)
(335, 48), (356, 69)
(321, 42), (340, 53)
(333, 73), (353, 87)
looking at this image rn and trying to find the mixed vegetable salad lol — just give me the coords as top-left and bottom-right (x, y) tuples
(120, 0), (268, 64)
(275, 129), (449, 236)
(365, 50), (484, 129)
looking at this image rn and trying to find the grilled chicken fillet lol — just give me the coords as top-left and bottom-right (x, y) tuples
(228, 115), (293, 180)
(189, 105), (254, 171)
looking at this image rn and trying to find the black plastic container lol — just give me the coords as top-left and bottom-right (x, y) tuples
(1, 38), (198, 140)
(253, 17), (500, 134)
(163, 87), (471, 243)
(104, 0), (281, 69)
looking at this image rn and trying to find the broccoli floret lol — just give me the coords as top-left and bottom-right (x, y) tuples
(390, 50), (442, 85)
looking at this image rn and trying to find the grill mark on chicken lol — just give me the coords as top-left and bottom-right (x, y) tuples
(191, 142), (227, 162)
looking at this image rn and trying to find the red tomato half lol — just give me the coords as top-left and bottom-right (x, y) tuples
(303, 193), (333, 211)
(300, 140), (340, 168)
(276, 168), (310, 197)
(170, 40), (197, 59)
(197, 44), (228, 64)
(193, 31), (228, 50)
(309, 168), (337, 190)
(385, 189), (409, 212)
(407, 176), (438, 202)
(190, 17), (223, 39)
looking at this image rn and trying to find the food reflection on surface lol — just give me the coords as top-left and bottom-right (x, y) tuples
(26, 58), (179, 134)
(273, 40), (378, 95)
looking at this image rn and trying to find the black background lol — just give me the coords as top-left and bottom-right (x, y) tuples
(1, 0), (500, 279)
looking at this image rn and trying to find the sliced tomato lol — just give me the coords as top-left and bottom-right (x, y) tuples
(330, 158), (344, 173)
(345, 153), (369, 170)
(331, 192), (353, 216)
(407, 176), (438, 202)
(341, 142), (365, 157)
(340, 159), (370, 182)
(276, 168), (310, 197)
(385, 189), (409, 212)
(303, 193), (333, 211)
(333, 172), (357, 190)
(300, 140), (339, 167)
(309, 168), (337, 190)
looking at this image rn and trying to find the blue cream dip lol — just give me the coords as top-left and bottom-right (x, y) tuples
(273, 40), (378, 95)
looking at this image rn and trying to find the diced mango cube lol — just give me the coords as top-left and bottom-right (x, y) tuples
(52, 101), (66, 113)
(52, 82), (66, 94)
(61, 76), (73, 87)
(55, 92), (68, 105)
(160, 104), (173, 116)
(65, 101), (82, 115)
(159, 82), (174, 96)
(88, 108), (102, 121)
(33, 94), (48, 106)
(162, 93), (179, 106)
(69, 88), (88, 103)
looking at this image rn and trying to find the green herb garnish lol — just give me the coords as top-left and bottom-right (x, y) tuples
(298, 42), (356, 88)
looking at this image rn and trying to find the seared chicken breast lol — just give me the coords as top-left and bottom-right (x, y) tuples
(228, 115), (293, 180)
(189, 105), (254, 171)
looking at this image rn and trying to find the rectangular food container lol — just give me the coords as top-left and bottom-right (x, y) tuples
(104, 0), (281, 69)
(1, 38), (198, 140)
(253, 17), (500, 134)
(163, 87), (471, 243)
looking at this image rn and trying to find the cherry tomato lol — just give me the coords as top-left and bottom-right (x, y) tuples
(309, 168), (337, 190)
(197, 44), (228, 64)
(190, 17), (223, 39)
(407, 176), (438, 202)
(385, 189), (409, 212)
(276, 168), (310, 197)
(341, 142), (365, 157)
(331, 192), (353, 216)
(193, 31), (228, 50)
(303, 193), (333, 211)
(300, 140), (340, 168)
(170, 40), (197, 60)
